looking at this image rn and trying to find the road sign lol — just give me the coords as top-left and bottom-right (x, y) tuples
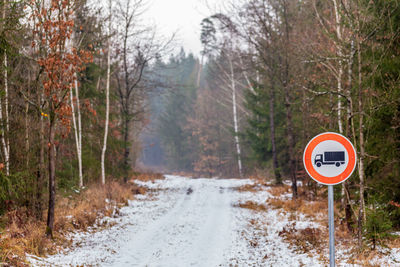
(303, 132), (357, 185)
(303, 132), (357, 267)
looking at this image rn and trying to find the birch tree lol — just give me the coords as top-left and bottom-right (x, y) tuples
(200, 17), (245, 177)
(1, 0), (10, 176)
(70, 76), (83, 187)
(101, 0), (112, 185)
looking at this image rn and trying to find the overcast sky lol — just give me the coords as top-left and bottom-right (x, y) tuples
(142, 0), (224, 56)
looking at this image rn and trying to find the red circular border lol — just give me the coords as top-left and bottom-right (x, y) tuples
(303, 132), (357, 185)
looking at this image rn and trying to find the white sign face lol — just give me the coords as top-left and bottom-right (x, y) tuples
(311, 140), (348, 178)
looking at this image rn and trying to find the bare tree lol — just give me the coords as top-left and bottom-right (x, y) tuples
(114, 0), (173, 181)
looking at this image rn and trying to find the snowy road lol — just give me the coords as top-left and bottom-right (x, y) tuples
(29, 175), (325, 266)
(111, 179), (234, 266)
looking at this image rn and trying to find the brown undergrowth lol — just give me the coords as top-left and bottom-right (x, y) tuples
(234, 183), (263, 193)
(0, 174), (162, 266)
(235, 201), (268, 212)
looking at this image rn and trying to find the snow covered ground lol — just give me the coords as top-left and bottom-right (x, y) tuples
(27, 175), (400, 266)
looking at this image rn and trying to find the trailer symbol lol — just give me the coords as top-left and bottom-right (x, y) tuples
(314, 151), (345, 167)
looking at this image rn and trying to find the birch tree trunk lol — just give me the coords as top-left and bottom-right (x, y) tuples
(101, 0), (112, 185)
(1, 52), (9, 176)
(1, 1), (9, 175)
(333, 0), (348, 220)
(70, 79), (83, 187)
(4, 52), (9, 176)
(69, 10), (84, 187)
(333, 0), (344, 134)
(228, 56), (243, 178)
(343, 39), (356, 232)
(76, 80), (83, 186)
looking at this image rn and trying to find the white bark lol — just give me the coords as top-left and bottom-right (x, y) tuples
(4, 53), (9, 175)
(1, 1), (9, 176)
(228, 56), (243, 178)
(71, 78), (83, 187)
(69, 17), (83, 187)
(75, 79), (83, 187)
(333, 0), (344, 134)
(101, 0), (112, 185)
(0, 53), (9, 175)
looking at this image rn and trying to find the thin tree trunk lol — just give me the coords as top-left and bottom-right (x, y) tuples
(123, 116), (130, 182)
(333, 0), (344, 134)
(285, 89), (297, 198)
(46, 119), (56, 238)
(0, 54), (9, 175)
(36, 92), (45, 220)
(2, 0), (9, 176)
(4, 52), (9, 176)
(25, 101), (29, 168)
(270, 81), (281, 184)
(70, 80), (83, 187)
(228, 56), (243, 178)
(333, 1), (354, 230)
(75, 79), (83, 187)
(70, 20), (83, 187)
(101, 0), (112, 185)
(344, 39), (356, 232)
(282, 0), (297, 198)
(357, 36), (366, 249)
(122, 18), (130, 183)
(196, 55), (203, 88)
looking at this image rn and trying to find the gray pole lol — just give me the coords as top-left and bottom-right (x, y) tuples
(328, 185), (335, 267)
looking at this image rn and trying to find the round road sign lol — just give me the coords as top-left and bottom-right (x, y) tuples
(303, 132), (357, 185)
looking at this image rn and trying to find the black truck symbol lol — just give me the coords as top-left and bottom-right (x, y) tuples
(314, 151), (345, 167)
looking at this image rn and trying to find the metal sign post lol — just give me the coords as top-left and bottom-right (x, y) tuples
(303, 132), (357, 267)
(328, 185), (335, 267)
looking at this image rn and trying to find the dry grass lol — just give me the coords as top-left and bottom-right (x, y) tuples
(0, 210), (51, 266)
(235, 201), (268, 212)
(0, 178), (148, 265)
(346, 249), (385, 267)
(268, 184), (291, 197)
(234, 183), (262, 192)
(54, 181), (141, 232)
(278, 222), (325, 254)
